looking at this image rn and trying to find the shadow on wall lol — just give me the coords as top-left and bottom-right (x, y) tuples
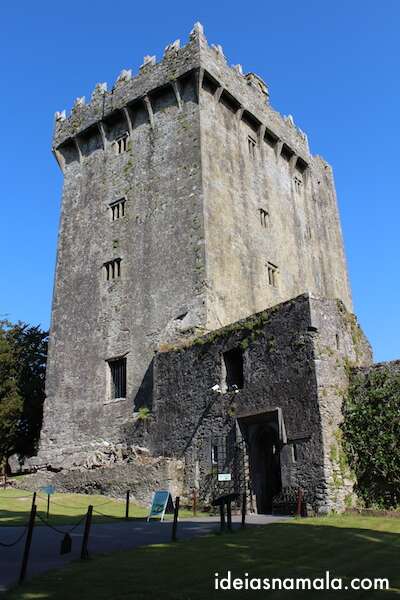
(133, 359), (154, 411)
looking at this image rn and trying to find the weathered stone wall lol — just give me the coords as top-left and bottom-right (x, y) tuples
(37, 24), (356, 489)
(143, 294), (371, 512)
(199, 42), (352, 328)
(309, 298), (372, 510)
(41, 33), (207, 467)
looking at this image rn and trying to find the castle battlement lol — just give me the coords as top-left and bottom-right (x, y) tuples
(53, 23), (312, 173)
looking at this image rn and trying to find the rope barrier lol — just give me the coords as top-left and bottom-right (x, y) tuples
(92, 508), (124, 520)
(0, 494), (34, 501)
(36, 495), (115, 509)
(0, 523), (29, 548)
(35, 511), (87, 535)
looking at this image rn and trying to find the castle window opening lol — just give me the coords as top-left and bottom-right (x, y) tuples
(335, 333), (340, 350)
(264, 128), (278, 149)
(114, 134), (129, 155)
(211, 444), (218, 465)
(247, 135), (257, 157)
(110, 198), (126, 221)
(295, 157), (308, 174)
(104, 258), (122, 281)
(108, 357), (127, 399)
(266, 262), (278, 287)
(259, 208), (269, 228)
(280, 143), (294, 162)
(292, 443), (298, 462)
(222, 347), (244, 391)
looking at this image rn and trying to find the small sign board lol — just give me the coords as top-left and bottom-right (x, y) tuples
(147, 490), (174, 521)
(40, 485), (56, 496)
(218, 473), (232, 482)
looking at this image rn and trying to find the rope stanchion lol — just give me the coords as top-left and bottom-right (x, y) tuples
(81, 506), (93, 560)
(241, 492), (246, 528)
(19, 504), (36, 584)
(125, 490), (130, 521)
(171, 496), (180, 542)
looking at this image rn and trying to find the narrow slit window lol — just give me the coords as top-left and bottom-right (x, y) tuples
(266, 262), (278, 287)
(114, 134), (129, 155)
(108, 357), (126, 399)
(211, 445), (218, 465)
(247, 135), (257, 158)
(292, 443), (298, 463)
(110, 198), (126, 221)
(104, 258), (122, 281)
(259, 208), (269, 228)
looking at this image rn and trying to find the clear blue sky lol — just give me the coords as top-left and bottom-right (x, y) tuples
(0, 1), (399, 362)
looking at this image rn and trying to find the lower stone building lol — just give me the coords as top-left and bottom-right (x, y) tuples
(147, 293), (372, 513)
(25, 293), (372, 514)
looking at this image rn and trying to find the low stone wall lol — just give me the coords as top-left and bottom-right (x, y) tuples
(14, 454), (184, 506)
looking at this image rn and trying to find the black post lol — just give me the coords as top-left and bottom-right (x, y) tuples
(241, 492), (246, 528)
(80, 505), (93, 560)
(171, 496), (180, 542)
(46, 494), (50, 520)
(192, 489), (197, 517)
(125, 490), (130, 521)
(31, 492), (36, 511)
(226, 499), (232, 532)
(219, 503), (226, 533)
(296, 488), (303, 517)
(19, 503), (36, 584)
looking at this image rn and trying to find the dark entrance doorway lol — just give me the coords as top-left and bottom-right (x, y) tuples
(238, 409), (285, 514)
(249, 424), (282, 513)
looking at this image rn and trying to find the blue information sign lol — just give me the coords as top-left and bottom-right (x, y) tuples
(40, 485), (55, 496)
(147, 490), (173, 521)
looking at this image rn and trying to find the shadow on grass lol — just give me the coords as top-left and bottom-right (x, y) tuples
(4, 519), (400, 599)
(0, 507), (152, 528)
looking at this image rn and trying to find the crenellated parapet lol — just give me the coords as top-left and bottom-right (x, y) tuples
(53, 22), (312, 172)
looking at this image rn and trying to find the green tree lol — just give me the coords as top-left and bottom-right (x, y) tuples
(0, 320), (48, 465)
(0, 323), (23, 466)
(342, 367), (400, 509)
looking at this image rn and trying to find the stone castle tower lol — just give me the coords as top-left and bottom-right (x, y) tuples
(36, 25), (366, 514)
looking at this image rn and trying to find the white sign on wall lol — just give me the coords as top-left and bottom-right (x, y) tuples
(218, 473), (232, 482)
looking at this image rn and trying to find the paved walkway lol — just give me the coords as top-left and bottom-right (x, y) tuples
(0, 515), (288, 592)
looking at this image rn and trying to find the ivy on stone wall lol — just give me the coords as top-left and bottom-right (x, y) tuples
(342, 366), (400, 509)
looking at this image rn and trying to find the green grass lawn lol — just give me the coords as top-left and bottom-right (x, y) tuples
(4, 515), (400, 599)
(0, 488), (206, 527)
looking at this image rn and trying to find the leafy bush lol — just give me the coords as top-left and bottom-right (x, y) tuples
(342, 367), (400, 508)
(137, 407), (152, 421)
